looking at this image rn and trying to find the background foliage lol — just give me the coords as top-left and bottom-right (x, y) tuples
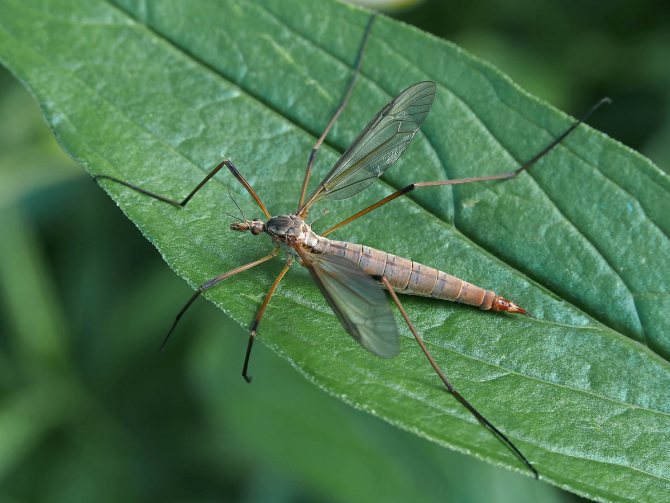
(1, 0), (668, 501)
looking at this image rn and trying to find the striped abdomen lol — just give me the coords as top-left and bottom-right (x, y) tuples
(310, 237), (522, 312)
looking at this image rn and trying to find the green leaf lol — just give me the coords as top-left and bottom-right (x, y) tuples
(189, 316), (567, 503)
(1, 0), (669, 500)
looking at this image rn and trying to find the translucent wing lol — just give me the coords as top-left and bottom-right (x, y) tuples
(300, 249), (399, 358)
(301, 81), (436, 210)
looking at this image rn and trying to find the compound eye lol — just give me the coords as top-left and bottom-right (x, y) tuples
(251, 227), (262, 236)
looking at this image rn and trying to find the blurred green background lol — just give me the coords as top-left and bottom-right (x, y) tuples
(0, 0), (666, 501)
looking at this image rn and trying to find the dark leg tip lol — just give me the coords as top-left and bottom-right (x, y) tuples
(243, 374), (253, 384)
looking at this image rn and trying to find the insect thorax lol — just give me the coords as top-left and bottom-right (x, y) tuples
(265, 214), (319, 249)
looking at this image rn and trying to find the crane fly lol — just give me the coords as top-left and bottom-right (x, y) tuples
(94, 16), (609, 480)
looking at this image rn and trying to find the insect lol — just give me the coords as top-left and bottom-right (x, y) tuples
(94, 16), (608, 479)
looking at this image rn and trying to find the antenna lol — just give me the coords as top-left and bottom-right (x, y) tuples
(228, 187), (248, 222)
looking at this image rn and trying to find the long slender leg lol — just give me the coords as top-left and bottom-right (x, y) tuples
(242, 258), (292, 383)
(323, 97), (611, 236)
(95, 159), (271, 219)
(160, 249), (279, 350)
(297, 15), (375, 209)
(380, 276), (538, 478)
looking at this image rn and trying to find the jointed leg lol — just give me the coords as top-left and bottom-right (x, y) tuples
(297, 15), (376, 209)
(160, 249), (279, 350)
(242, 258), (292, 382)
(380, 276), (538, 479)
(95, 159), (271, 219)
(323, 97), (611, 236)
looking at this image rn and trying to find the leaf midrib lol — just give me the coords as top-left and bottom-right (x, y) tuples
(91, 0), (670, 373)
(0, 0), (659, 365)
(12, 0), (661, 388)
